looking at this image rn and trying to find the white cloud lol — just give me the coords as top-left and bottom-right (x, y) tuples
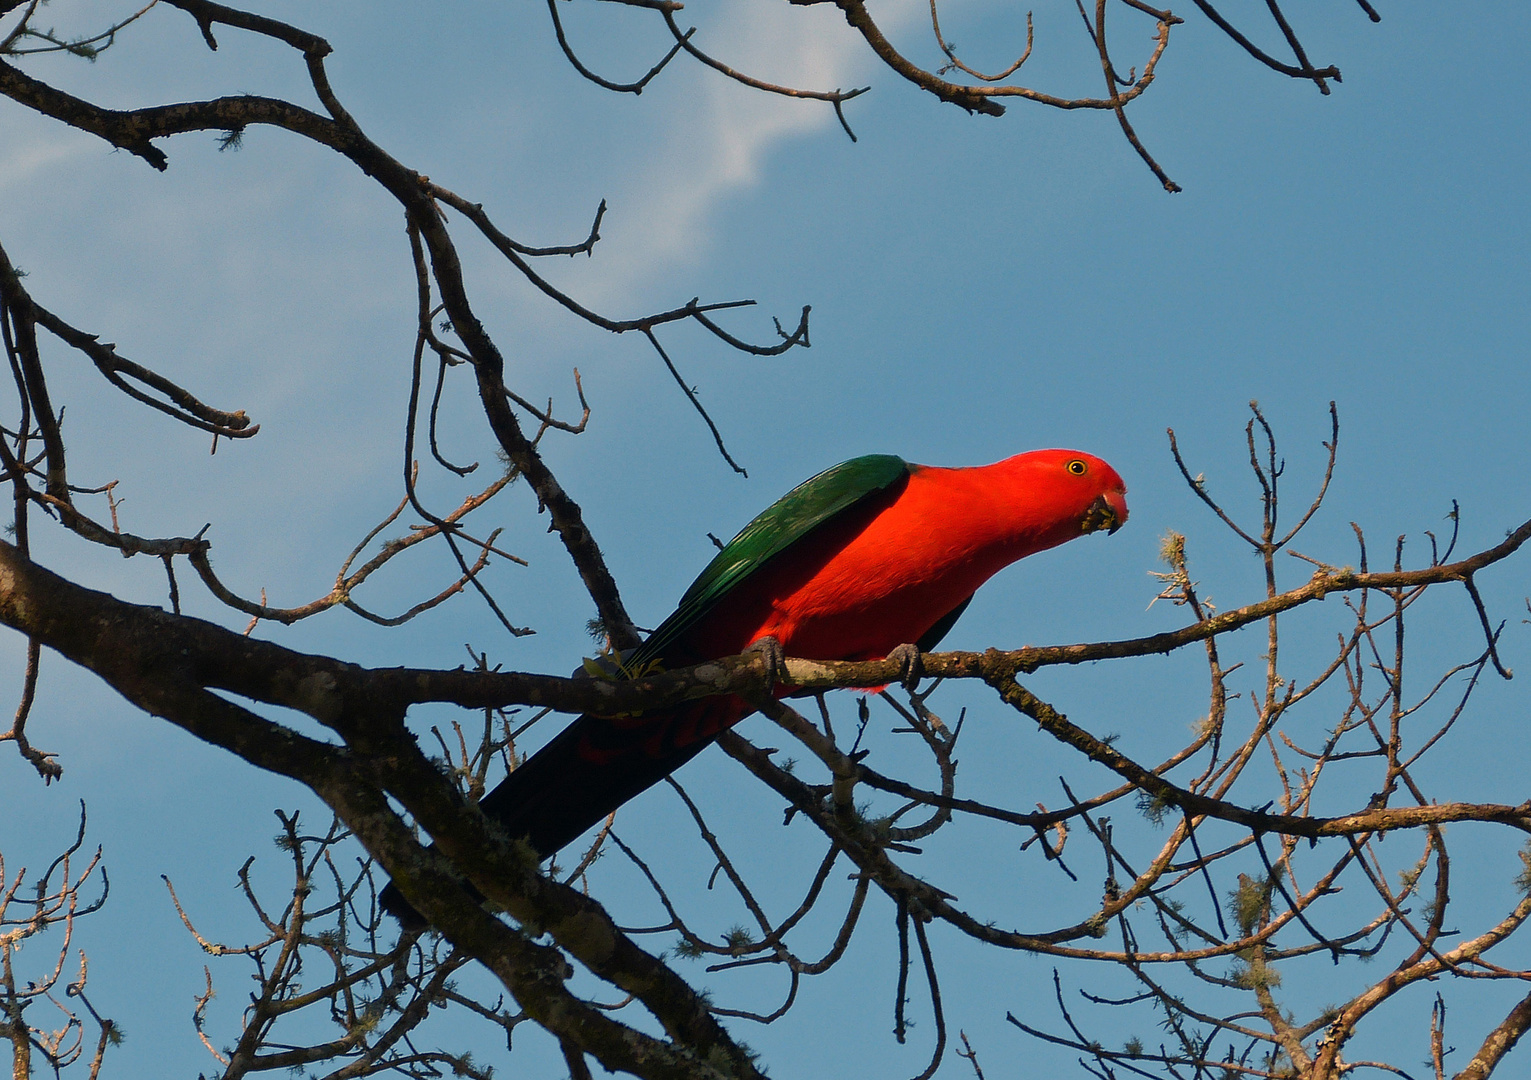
(572, 0), (925, 301)
(0, 121), (95, 197)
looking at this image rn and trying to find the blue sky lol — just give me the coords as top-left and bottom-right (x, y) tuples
(2, 1), (1529, 1076)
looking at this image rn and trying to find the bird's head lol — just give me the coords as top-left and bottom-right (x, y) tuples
(1011, 448), (1129, 541)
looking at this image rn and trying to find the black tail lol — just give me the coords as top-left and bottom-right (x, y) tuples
(380, 697), (745, 928)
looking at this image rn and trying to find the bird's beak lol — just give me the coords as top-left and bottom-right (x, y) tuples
(1081, 492), (1128, 535)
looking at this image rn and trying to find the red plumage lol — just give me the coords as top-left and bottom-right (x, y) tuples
(676, 449), (1128, 665)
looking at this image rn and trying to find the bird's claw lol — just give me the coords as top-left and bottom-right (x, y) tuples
(885, 642), (924, 692)
(744, 635), (790, 692)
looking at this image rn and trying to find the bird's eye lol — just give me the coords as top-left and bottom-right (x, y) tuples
(1066, 459), (1088, 476)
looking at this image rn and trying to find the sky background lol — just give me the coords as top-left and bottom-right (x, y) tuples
(2, 1), (1529, 1076)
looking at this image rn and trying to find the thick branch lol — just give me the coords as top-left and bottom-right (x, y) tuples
(0, 538), (757, 1077)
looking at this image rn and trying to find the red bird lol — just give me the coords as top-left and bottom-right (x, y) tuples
(383, 449), (1127, 926)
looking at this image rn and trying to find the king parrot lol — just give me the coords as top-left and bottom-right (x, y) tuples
(381, 448), (1127, 926)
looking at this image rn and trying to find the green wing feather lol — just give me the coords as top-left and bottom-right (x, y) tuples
(634, 454), (911, 664)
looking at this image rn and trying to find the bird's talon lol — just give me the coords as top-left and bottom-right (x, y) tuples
(886, 642), (924, 691)
(744, 635), (789, 691)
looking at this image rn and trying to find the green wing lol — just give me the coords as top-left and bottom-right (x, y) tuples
(635, 454), (911, 664)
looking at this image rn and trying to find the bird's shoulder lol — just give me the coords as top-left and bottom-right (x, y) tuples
(636, 454), (911, 663)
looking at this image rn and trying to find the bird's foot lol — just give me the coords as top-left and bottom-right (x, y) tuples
(744, 635), (790, 692)
(885, 643), (924, 692)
